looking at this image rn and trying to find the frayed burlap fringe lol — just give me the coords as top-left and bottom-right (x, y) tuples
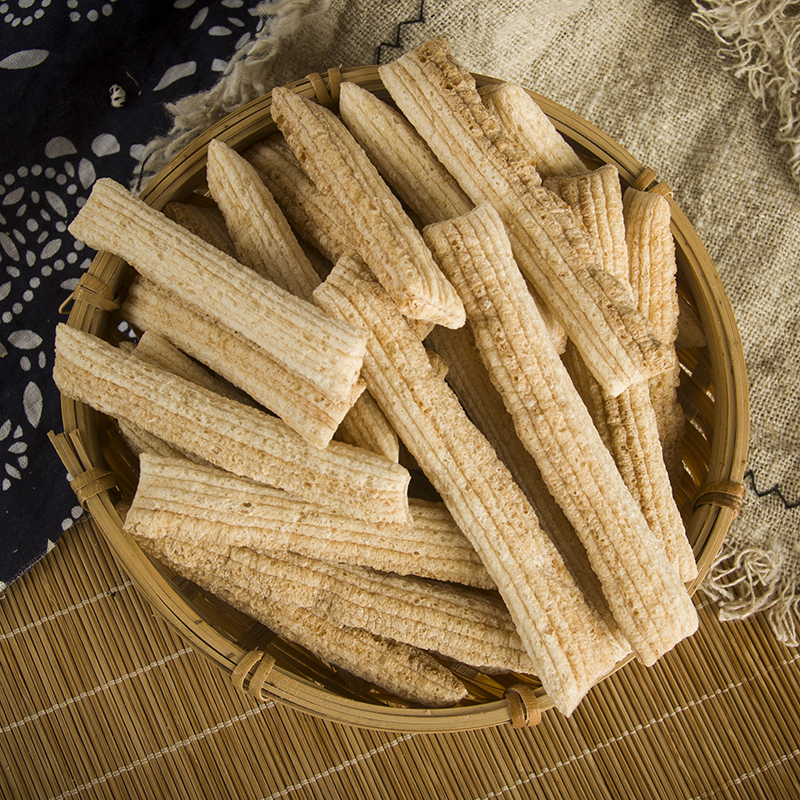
(692, 0), (800, 187)
(134, 0), (331, 191)
(702, 541), (799, 646)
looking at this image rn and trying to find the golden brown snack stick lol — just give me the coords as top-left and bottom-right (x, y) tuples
(163, 198), (237, 257)
(379, 37), (671, 396)
(246, 136), (353, 265)
(122, 276), (363, 450)
(127, 453), (493, 589)
(54, 324), (411, 525)
(206, 138), (320, 301)
(135, 533), (466, 707)
(338, 80), (473, 225)
(69, 177), (367, 449)
(623, 187), (685, 483)
(480, 82), (587, 179)
(423, 202), (698, 663)
(270, 85), (465, 329)
(544, 169), (695, 580)
(314, 255), (627, 716)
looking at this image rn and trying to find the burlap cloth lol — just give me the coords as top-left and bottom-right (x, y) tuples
(139, 0), (800, 646)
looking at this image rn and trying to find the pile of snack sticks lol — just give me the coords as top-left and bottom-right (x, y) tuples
(55, 37), (699, 716)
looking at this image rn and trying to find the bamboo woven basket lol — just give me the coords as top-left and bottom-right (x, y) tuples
(53, 66), (749, 733)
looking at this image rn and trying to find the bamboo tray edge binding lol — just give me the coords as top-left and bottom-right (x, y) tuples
(52, 66), (750, 733)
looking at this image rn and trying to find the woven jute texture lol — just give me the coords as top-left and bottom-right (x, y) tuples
(1, 516), (799, 799)
(137, 0), (800, 648)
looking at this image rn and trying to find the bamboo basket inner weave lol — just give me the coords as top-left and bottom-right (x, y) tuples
(54, 66), (750, 733)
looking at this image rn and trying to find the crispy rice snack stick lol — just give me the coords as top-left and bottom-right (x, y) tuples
(379, 37), (671, 396)
(135, 534), (466, 707)
(428, 324), (628, 647)
(246, 136), (352, 265)
(54, 324), (410, 525)
(68, 177), (367, 449)
(623, 187), (685, 483)
(270, 85), (465, 329)
(206, 138), (320, 301)
(338, 80), (564, 352)
(314, 256), (626, 715)
(338, 80), (473, 226)
(545, 169), (695, 580)
(206, 138), (399, 461)
(163, 198), (237, 257)
(424, 203), (697, 662)
(128, 453), (493, 590)
(480, 82), (587, 179)
(121, 276), (364, 450)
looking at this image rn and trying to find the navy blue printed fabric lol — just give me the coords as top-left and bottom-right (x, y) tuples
(0, 0), (264, 587)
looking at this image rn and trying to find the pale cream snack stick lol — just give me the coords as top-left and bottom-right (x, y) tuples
(53, 324), (411, 525)
(623, 187), (685, 484)
(314, 255), (628, 716)
(205, 137), (399, 462)
(135, 533), (467, 707)
(270, 85), (465, 329)
(480, 82), (588, 179)
(121, 276), (364, 451)
(163, 198), (237, 257)
(68, 177), (367, 449)
(546, 167), (696, 581)
(127, 453), (494, 590)
(338, 79), (565, 352)
(423, 202), (698, 663)
(379, 36), (671, 396)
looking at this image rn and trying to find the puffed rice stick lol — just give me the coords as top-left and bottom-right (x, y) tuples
(545, 169), (695, 580)
(270, 85), (465, 329)
(246, 136), (352, 266)
(314, 256), (627, 715)
(338, 80), (473, 226)
(379, 37), (671, 396)
(206, 138), (321, 301)
(163, 198), (237, 257)
(128, 453), (494, 590)
(623, 187), (685, 482)
(134, 533), (466, 707)
(427, 323), (628, 646)
(204, 138), (399, 462)
(338, 80), (565, 352)
(121, 276), (364, 451)
(423, 203), (697, 663)
(480, 82), (588, 179)
(68, 177), (367, 449)
(54, 324), (410, 525)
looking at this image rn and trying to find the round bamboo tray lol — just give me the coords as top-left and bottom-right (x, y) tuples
(55, 66), (749, 732)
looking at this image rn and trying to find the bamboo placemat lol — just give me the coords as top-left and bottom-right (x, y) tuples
(1, 516), (798, 799)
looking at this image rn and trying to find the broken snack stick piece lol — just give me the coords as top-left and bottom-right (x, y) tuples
(314, 256), (627, 716)
(128, 453), (493, 590)
(379, 36), (671, 395)
(54, 324), (411, 526)
(68, 177), (367, 449)
(270, 85), (465, 329)
(135, 533), (466, 707)
(423, 202), (697, 663)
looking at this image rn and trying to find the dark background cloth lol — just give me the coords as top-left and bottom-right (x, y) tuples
(0, 1), (263, 586)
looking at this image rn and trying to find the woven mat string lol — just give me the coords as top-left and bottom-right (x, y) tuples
(70, 467), (118, 510)
(505, 684), (542, 728)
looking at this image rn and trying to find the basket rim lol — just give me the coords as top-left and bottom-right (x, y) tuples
(57, 65), (750, 733)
